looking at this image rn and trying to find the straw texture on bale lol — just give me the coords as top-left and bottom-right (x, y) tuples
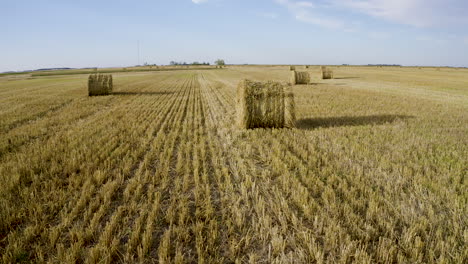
(322, 69), (334, 79)
(290, 71), (310, 85)
(289, 66), (296, 71)
(236, 80), (295, 129)
(88, 74), (113, 96)
(284, 91), (296, 128)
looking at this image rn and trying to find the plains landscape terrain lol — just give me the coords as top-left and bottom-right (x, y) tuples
(0, 66), (466, 263)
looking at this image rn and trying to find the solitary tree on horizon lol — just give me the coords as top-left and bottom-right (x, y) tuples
(215, 59), (225, 66)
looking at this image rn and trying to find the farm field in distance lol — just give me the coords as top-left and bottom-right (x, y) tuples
(0, 66), (467, 263)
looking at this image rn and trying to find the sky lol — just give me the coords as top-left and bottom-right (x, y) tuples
(1, 0), (468, 72)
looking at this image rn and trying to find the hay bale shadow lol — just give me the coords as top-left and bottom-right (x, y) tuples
(112, 91), (173, 96)
(294, 83), (319, 86)
(296, 115), (413, 130)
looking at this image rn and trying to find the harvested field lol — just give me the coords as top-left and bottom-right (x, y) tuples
(0, 66), (467, 263)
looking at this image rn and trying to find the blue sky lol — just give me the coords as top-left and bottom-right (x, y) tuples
(1, 0), (468, 72)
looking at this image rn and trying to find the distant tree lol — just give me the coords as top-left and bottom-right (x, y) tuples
(215, 59), (225, 66)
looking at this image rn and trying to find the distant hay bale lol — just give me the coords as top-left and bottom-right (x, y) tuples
(236, 80), (295, 129)
(88, 74), (113, 96)
(321, 68), (334, 79)
(290, 71), (310, 85)
(289, 66), (296, 71)
(305, 65), (309, 69)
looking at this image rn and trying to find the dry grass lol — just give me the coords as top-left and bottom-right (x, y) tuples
(236, 79), (295, 129)
(0, 66), (466, 263)
(88, 74), (113, 96)
(290, 70), (310, 84)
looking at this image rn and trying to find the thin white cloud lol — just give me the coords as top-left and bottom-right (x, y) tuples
(275, 0), (347, 29)
(276, 0), (468, 29)
(330, 0), (468, 27)
(259, 12), (279, 19)
(296, 1), (314, 8)
(192, 0), (208, 4)
(295, 11), (344, 29)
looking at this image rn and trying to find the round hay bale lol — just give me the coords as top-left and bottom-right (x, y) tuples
(88, 74), (113, 96)
(322, 69), (334, 79)
(236, 80), (295, 129)
(290, 71), (310, 85)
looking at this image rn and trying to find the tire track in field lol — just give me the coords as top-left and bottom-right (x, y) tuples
(197, 73), (237, 262)
(142, 74), (200, 262)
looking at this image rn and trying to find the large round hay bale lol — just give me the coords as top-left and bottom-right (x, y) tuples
(88, 74), (113, 96)
(322, 69), (334, 79)
(236, 80), (295, 129)
(289, 66), (296, 71)
(290, 71), (310, 85)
